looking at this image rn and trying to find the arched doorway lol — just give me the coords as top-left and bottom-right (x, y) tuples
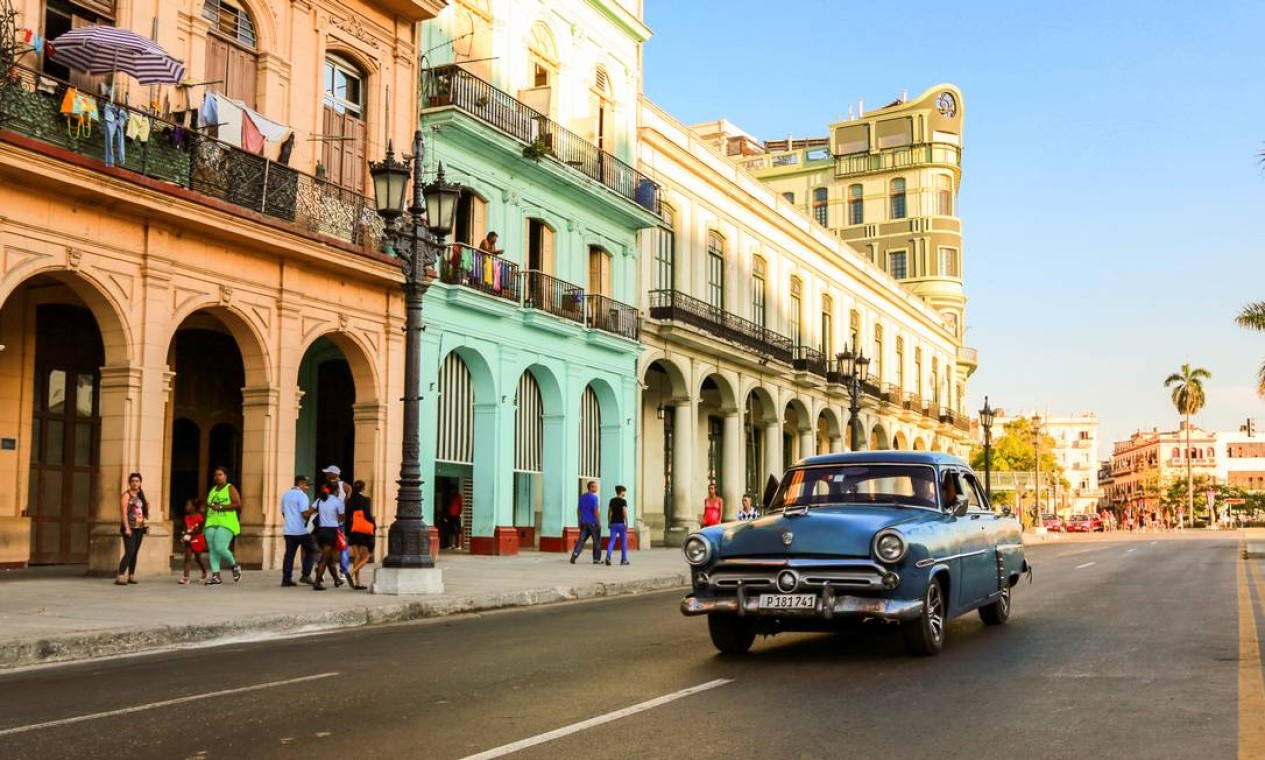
(869, 422), (890, 451)
(817, 408), (842, 455)
(27, 303), (104, 564)
(783, 399), (811, 466)
(698, 374), (736, 496)
(892, 431), (909, 450)
(641, 358), (688, 544)
(168, 312), (246, 516)
(295, 336), (356, 483)
(434, 351), (474, 550)
(513, 369), (545, 545)
(913, 437), (927, 451)
(745, 388), (777, 501)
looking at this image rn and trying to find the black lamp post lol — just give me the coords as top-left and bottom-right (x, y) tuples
(979, 396), (995, 502)
(368, 130), (460, 574)
(837, 344), (870, 451)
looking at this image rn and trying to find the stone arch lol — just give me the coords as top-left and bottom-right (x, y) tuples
(297, 330), (380, 404)
(912, 436), (928, 451)
(696, 370), (738, 411)
(893, 431), (909, 450)
(214, 0), (278, 56)
(169, 302), (272, 387)
(640, 352), (689, 399)
(869, 420), (890, 451)
(0, 266), (133, 366)
(816, 407), (843, 455)
(442, 344), (497, 402)
(745, 386), (778, 425)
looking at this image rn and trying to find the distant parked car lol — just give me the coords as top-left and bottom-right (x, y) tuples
(679, 451), (1031, 657)
(1041, 514), (1064, 532)
(1065, 514), (1100, 533)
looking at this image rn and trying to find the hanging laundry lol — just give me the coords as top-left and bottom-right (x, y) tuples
(198, 92), (219, 131)
(102, 103), (126, 167)
(483, 253), (493, 285)
(241, 111), (265, 154)
(33, 35), (45, 55)
(492, 259), (502, 291)
(215, 95), (245, 148)
(125, 113), (151, 143)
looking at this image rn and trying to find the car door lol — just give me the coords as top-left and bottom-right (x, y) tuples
(952, 470), (995, 606)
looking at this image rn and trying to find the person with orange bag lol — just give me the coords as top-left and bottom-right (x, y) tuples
(345, 480), (375, 590)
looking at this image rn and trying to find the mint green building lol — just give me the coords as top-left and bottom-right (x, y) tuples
(416, 1), (658, 553)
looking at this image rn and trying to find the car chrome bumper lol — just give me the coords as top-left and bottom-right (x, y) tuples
(681, 593), (923, 621)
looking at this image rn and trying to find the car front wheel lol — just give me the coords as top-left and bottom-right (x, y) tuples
(903, 577), (946, 656)
(708, 614), (756, 655)
(978, 585), (1011, 626)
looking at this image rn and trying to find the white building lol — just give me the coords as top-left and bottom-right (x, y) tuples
(993, 410), (1100, 516)
(1215, 429), (1265, 492)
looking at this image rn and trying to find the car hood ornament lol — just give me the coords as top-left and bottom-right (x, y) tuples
(781, 531), (793, 546)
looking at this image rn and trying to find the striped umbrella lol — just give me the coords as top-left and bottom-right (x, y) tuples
(49, 25), (186, 85)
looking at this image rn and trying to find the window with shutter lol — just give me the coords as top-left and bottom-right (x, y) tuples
(202, 0), (258, 109)
(322, 55), (367, 192)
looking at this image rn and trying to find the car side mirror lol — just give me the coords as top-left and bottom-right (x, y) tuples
(952, 494), (969, 517)
(1001, 506), (1013, 518)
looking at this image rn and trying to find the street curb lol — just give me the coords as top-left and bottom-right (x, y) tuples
(0, 572), (690, 671)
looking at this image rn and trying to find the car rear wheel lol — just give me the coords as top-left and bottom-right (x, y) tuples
(708, 614), (756, 654)
(903, 577), (946, 657)
(978, 585), (1011, 626)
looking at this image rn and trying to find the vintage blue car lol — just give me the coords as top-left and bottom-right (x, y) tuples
(680, 451), (1030, 656)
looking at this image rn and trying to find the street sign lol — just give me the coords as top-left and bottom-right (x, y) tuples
(1224, 498), (1246, 505)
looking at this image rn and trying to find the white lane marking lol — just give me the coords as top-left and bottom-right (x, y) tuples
(0, 672), (339, 737)
(460, 678), (733, 759)
(1150, 541), (1157, 545)
(1075, 562), (1096, 569)
(1126, 548), (1136, 553)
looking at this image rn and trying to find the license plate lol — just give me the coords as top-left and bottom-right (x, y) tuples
(757, 593), (816, 610)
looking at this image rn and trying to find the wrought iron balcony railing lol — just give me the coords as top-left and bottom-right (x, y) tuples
(440, 243), (520, 304)
(903, 391), (923, 411)
(0, 65), (383, 251)
(584, 293), (639, 341)
(648, 289), (794, 363)
(792, 346), (829, 377)
(522, 269), (585, 324)
(424, 65), (661, 216)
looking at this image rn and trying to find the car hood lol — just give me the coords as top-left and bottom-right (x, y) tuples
(716, 505), (931, 558)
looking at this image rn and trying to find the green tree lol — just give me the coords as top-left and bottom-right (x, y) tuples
(970, 416), (1062, 523)
(1164, 363), (1211, 527)
(1236, 301), (1265, 398)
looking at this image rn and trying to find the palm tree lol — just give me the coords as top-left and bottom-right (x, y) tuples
(1164, 364), (1211, 526)
(1236, 301), (1265, 397)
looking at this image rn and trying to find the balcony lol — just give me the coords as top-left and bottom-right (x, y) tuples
(648, 289), (793, 363)
(0, 65), (383, 251)
(423, 65), (660, 216)
(939, 409), (971, 432)
(903, 392), (924, 412)
(792, 346), (829, 377)
(522, 270), (585, 324)
(834, 142), (961, 178)
(440, 244), (521, 304)
(584, 293), (639, 341)
(956, 345), (979, 369)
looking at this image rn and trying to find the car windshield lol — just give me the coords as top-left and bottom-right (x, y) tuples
(766, 463), (939, 511)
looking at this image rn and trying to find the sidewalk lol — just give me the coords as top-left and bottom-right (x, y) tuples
(0, 549), (689, 671)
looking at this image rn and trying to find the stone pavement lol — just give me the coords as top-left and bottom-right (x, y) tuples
(0, 549), (689, 671)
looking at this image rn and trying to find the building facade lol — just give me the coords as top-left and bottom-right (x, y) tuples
(1106, 425), (1218, 512)
(718, 85), (977, 412)
(994, 410), (1100, 515)
(1215, 430), (1265, 492)
(0, 0), (446, 570)
(417, 0), (658, 553)
(635, 99), (973, 545)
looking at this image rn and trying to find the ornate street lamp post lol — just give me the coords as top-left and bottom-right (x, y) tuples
(837, 345), (870, 451)
(368, 130), (460, 594)
(1032, 414), (1043, 530)
(979, 396), (995, 503)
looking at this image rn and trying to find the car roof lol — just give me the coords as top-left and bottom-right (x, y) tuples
(794, 451), (968, 468)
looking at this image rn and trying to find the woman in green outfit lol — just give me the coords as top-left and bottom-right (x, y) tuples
(204, 465), (243, 585)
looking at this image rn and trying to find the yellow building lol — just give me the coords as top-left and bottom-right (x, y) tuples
(0, 0), (444, 571)
(707, 85), (976, 411)
(1107, 425), (1218, 512)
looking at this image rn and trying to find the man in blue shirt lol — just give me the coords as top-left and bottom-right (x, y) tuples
(571, 480), (602, 565)
(279, 475), (314, 586)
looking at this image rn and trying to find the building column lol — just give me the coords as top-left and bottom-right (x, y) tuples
(798, 428), (814, 464)
(470, 397), (516, 555)
(764, 417), (784, 494)
(665, 398), (697, 545)
(722, 410), (743, 520)
(235, 385), (280, 569)
(538, 411), (571, 550)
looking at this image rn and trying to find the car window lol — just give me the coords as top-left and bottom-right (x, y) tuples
(962, 473), (988, 512)
(771, 463), (939, 510)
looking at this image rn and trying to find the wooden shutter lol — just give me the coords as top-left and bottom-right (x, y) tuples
(471, 196), (487, 243)
(542, 225), (554, 274)
(322, 107), (366, 191)
(205, 35), (257, 109)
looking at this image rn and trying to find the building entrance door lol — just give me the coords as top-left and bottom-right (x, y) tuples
(28, 305), (103, 564)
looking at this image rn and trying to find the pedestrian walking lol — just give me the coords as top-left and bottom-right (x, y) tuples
(178, 498), (208, 585)
(115, 472), (149, 585)
(280, 475), (315, 587)
(571, 480), (602, 564)
(701, 482), (723, 527)
(312, 483), (346, 591)
(345, 480), (375, 590)
(444, 486), (464, 549)
(736, 494), (759, 521)
(604, 485), (630, 566)
(204, 466), (243, 586)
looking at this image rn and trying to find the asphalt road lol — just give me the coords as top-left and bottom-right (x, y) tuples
(0, 533), (1252, 760)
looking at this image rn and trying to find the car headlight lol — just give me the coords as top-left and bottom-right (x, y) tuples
(872, 530), (907, 564)
(683, 535), (712, 566)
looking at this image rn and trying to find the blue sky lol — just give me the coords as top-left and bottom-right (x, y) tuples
(642, 0), (1265, 453)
